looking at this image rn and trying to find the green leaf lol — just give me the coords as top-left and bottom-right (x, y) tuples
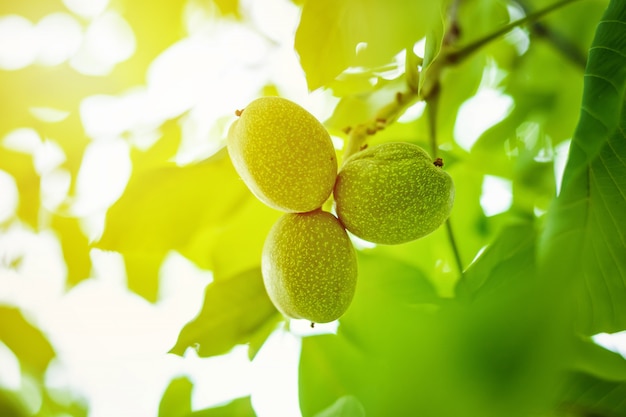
(0, 390), (27, 417)
(456, 0), (511, 48)
(123, 251), (163, 303)
(435, 52), (486, 147)
(558, 372), (626, 417)
(212, 0), (241, 17)
(37, 387), (88, 417)
(299, 252), (436, 417)
(295, 0), (442, 90)
(313, 395), (365, 417)
(373, 156), (488, 297)
(189, 397), (256, 417)
(300, 248), (570, 417)
(169, 268), (279, 357)
(539, 0), (626, 334)
(51, 214), (91, 288)
(0, 307), (55, 375)
(505, 41), (586, 145)
(159, 376), (193, 417)
(570, 337), (626, 382)
(208, 195), (281, 283)
(158, 378), (256, 417)
(98, 148), (244, 256)
(96, 148), (250, 300)
(325, 75), (407, 132)
(246, 313), (281, 360)
(458, 218), (536, 298)
(336, 252), (440, 348)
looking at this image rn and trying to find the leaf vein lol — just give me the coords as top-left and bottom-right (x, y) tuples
(581, 105), (609, 132)
(598, 19), (626, 27)
(588, 217), (617, 327)
(584, 73), (621, 98)
(596, 149), (626, 250)
(588, 45), (626, 60)
(588, 379), (625, 411)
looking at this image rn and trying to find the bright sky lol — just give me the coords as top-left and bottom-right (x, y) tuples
(1, 1), (624, 416)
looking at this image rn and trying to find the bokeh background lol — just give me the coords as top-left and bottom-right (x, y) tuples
(1, 0), (625, 416)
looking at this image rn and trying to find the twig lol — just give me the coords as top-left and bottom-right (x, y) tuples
(340, 89), (419, 166)
(420, 0), (585, 100)
(448, 0), (584, 63)
(515, 0), (588, 69)
(446, 219), (464, 277)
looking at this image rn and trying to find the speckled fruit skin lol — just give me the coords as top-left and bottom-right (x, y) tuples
(262, 210), (357, 324)
(227, 97), (337, 213)
(334, 142), (454, 245)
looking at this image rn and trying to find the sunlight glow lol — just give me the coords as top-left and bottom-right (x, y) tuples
(0, 227), (67, 308)
(250, 330), (302, 417)
(553, 140), (571, 196)
(30, 107), (72, 123)
(63, 0), (110, 19)
(480, 175), (513, 216)
(516, 121), (555, 163)
(454, 88), (514, 151)
(34, 249), (214, 417)
(505, 4), (530, 55)
(35, 13), (83, 66)
(0, 342), (21, 390)
(1, 1), (623, 416)
(0, 1), (306, 411)
(41, 169), (72, 212)
(80, 92), (147, 139)
(72, 139), (131, 216)
(243, 0), (301, 43)
(593, 333), (626, 359)
(454, 61), (513, 151)
(0, 170), (19, 223)
(71, 11), (135, 75)
(397, 101), (426, 123)
(146, 23), (270, 117)
(34, 140), (66, 175)
(0, 12), (83, 70)
(0, 15), (38, 70)
(181, 348), (253, 410)
(2, 128), (42, 153)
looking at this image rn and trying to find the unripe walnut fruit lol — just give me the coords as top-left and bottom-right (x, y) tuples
(227, 96), (337, 213)
(334, 142), (454, 245)
(262, 210), (357, 324)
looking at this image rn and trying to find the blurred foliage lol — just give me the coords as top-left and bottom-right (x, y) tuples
(0, 308), (87, 417)
(159, 376), (256, 417)
(1, 0), (626, 416)
(169, 268), (280, 358)
(0, 307), (54, 376)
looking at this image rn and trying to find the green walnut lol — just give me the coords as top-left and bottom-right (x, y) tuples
(227, 96), (337, 213)
(262, 210), (357, 324)
(334, 142), (454, 245)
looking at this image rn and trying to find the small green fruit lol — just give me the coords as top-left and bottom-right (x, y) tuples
(334, 142), (454, 245)
(227, 96), (337, 213)
(262, 210), (357, 324)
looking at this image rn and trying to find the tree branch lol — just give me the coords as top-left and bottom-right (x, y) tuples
(420, 0), (585, 100)
(515, 0), (588, 69)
